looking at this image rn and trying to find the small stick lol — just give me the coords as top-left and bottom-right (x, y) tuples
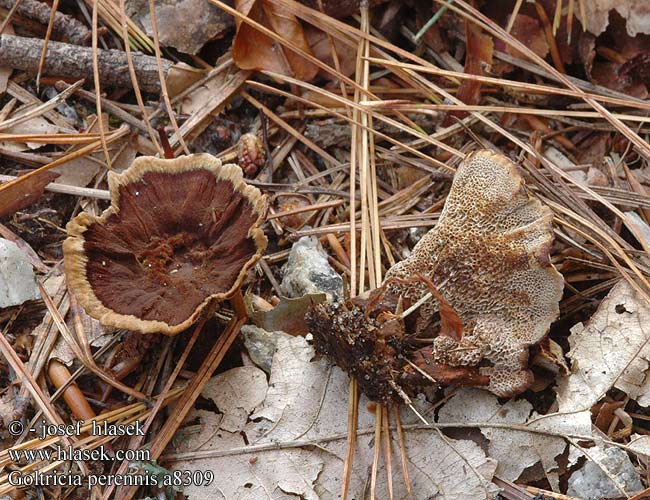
(260, 110), (274, 183)
(404, 358), (438, 385)
(0, 174), (110, 199)
(0, 34), (172, 92)
(389, 380), (430, 425)
(0, 0), (89, 44)
(0, 0), (22, 35)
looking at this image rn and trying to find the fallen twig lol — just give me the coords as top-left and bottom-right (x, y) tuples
(0, 34), (173, 92)
(0, 0), (90, 45)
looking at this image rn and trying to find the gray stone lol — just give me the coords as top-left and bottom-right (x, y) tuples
(0, 239), (39, 308)
(281, 235), (343, 302)
(567, 445), (643, 499)
(242, 324), (288, 375)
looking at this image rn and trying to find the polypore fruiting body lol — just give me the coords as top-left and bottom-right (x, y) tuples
(64, 154), (267, 335)
(385, 150), (564, 397)
(307, 149), (563, 401)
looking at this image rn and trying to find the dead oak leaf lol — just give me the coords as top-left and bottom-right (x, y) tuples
(557, 279), (650, 412)
(584, 0), (650, 37)
(438, 388), (591, 488)
(173, 333), (499, 499)
(233, 0), (319, 81)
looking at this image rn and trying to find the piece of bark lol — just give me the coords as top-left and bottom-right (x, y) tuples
(129, 0), (234, 55)
(0, 0), (90, 45)
(0, 34), (172, 93)
(300, 0), (387, 18)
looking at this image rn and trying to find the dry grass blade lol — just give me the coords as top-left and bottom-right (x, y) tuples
(2, 0), (650, 497)
(0, 174), (110, 199)
(83, 0), (153, 52)
(147, 0), (189, 155)
(102, 305), (215, 500)
(0, 124), (128, 218)
(362, 100), (650, 124)
(440, 0), (650, 161)
(40, 284), (148, 400)
(116, 315), (245, 500)
(364, 57), (650, 111)
(118, 0), (162, 155)
(36, 0), (59, 89)
(92, 0), (112, 169)
(0, 324), (80, 472)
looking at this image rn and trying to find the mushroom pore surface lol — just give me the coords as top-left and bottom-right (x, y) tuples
(384, 149), (564, 396)
(308, 150), (564, 400)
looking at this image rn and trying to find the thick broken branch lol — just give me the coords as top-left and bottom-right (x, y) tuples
(0, 34), (172, 92)
(0, 0), (90, 45)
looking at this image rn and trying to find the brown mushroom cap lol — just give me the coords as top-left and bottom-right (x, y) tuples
(63, 154), (268, 335)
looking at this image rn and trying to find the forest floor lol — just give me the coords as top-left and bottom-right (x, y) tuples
(1, 1), (650, 499)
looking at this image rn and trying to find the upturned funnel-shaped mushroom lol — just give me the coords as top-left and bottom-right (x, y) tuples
(385, 149), (564, 396)
(307, 150), (564, 400)
(64, 154), (267, 335)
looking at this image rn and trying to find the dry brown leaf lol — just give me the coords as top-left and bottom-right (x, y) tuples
(248, 293), (326, 335)
(557, 279), (650, 412)
(439, 388), (591, 488)
(200, 366), (267, 433)
(493, 14), (549, 76)
(133, 0), (233, 54)
(1, 116), (63, 151)
(173, 333), (499, 499)
(0, 170), (59, 219)
(444, 19), (493, 125)
(233, 0), (319, 81)
(52, 157), (100, 188)
(584, 0), (650, 37)
(304, 24), (357, 78)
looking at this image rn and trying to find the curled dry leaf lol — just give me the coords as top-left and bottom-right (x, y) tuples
(63, 154), (267, 335)
(443, 19), (493, 125)
(584, 12), (650, 98)
(233, 0), (319, 81)
(584, 0), (650, 37)
(492, 13), (549, 76)
(249, 293), (326, 335)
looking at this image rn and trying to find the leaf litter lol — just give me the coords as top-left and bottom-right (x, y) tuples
(1, 1), (650, 499)
(171, 333), (499, 499)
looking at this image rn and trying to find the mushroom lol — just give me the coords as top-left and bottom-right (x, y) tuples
(308, 149), (564, 400)
(385, 149), (564, 397)
(63, 154), (267, 335)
